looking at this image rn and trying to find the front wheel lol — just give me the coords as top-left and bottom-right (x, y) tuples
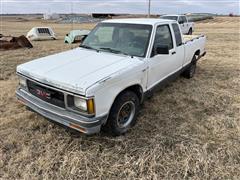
(103, 91), (140, 136)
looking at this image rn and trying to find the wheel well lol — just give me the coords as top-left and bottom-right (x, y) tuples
(193, 49), (201, 60)
(116, 85), (144, 104)
(195, 50), (200, 56)
(103, 85), (143, 126)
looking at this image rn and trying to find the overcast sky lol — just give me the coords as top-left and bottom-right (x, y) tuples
(1, 0), (239, 15)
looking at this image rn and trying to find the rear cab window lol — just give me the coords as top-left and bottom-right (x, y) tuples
(172, 23), (183, 46)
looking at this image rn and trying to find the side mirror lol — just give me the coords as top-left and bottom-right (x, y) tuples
(154, 45), (169, 56)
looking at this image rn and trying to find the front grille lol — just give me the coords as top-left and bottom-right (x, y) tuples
(27, 80), (65, 108)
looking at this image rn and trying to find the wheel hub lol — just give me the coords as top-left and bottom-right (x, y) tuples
(117, 101), (135, 128)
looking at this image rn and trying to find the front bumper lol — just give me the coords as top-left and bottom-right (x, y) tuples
(16, 88), (107, 135)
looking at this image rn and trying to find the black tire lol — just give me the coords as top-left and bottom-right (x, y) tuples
(182, 55), (197, 79)
(188, 28), (193, 35)
(103, 91), (140, 136)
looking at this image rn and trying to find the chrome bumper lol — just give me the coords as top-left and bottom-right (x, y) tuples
(16, 88), (107, 135)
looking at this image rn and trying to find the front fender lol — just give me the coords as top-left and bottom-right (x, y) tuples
(86, 62), (148, 117)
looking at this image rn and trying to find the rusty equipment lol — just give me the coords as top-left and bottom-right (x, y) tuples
(0, 35), (33, 50)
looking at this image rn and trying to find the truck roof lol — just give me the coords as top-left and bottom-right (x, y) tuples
(102, 18), (175, 26)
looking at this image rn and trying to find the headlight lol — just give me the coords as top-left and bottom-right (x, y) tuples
(19, 76), (27, 89)
(68, 95), (95, 115)
(74, 97), (87, 111)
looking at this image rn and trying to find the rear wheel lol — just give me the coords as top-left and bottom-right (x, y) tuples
(182, 55), (197, 79)
(103, 91), (140, 136)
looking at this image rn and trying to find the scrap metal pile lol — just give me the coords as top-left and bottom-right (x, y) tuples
(60, 15), (103, 24)
(0, 34), (33, 50)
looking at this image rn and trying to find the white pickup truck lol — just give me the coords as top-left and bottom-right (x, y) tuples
(16, 19), (206, 136)
(160, 15), (194, 35)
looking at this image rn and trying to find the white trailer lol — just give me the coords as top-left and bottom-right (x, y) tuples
(26, 27), (57, 41)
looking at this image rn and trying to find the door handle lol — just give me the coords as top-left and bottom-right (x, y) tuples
(172, 51), (176, 55)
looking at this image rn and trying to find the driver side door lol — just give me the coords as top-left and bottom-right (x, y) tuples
(147, 24), (178, 89)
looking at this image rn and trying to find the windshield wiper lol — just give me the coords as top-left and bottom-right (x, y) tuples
(99, 47), (130, 56)
(79, 44), (98, 51)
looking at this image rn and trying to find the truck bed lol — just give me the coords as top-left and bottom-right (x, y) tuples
(183, 34), (205, 43)
(182, 34), (206, 66)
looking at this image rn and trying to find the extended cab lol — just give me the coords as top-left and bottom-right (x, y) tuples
(160, 15), (194, 35)
(16, 19), (206, 136)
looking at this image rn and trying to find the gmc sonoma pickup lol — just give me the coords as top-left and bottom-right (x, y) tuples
(16, 19), (206, 136)
(160, 15), (194, 35)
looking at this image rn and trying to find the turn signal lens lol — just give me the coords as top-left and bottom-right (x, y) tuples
(87, 99), (95, 114)
(72, 96), (95, 115)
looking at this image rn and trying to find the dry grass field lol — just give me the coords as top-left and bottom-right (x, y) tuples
(0, 16), (240, 179)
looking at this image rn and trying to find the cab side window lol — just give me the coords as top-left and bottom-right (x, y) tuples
(172, 23), (183, 47)
(154, 25), (173, 50)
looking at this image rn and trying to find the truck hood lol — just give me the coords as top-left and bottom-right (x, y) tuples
(17, 48), (142, 95)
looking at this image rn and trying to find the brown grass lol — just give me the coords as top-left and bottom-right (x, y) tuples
(0, 16), (240, 179)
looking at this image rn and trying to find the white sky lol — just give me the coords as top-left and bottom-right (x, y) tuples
(1, 0), (239, 15)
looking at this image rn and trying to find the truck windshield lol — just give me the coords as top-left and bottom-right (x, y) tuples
(81, 23), (152, 57)
(160, 16), (178, 21)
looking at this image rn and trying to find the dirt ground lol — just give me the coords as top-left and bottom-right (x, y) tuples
(0, 16), (239, 179)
